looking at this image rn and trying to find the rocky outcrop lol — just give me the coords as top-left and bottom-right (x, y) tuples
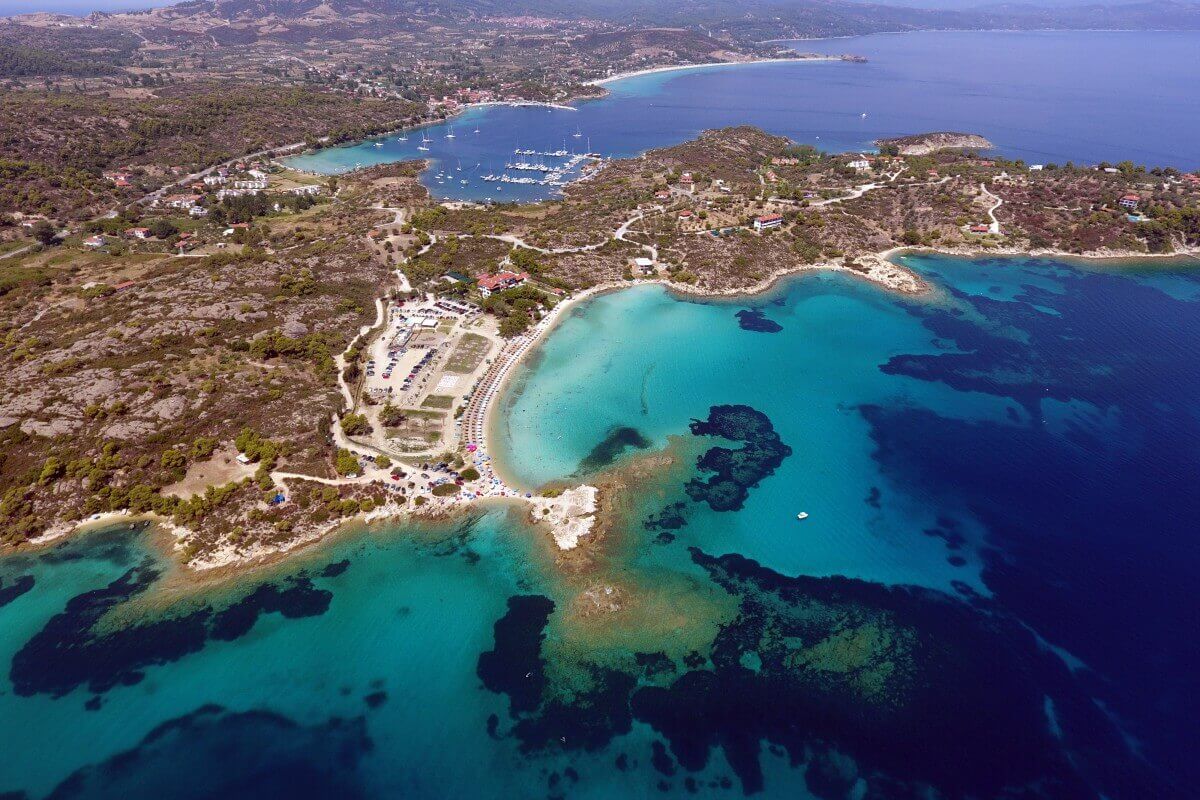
(876, 132), (994, 156)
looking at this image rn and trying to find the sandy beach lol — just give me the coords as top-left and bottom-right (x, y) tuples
(585, 56), (838, 87)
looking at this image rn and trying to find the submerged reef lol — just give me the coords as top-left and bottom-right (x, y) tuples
(478, 546), (1166, 797)
(9, 557), (342, 698)
(735, 309), (783, 333)
(43, 704), (372, 799)
(685, 405), (792, 513)
(575, 426), (652, 476)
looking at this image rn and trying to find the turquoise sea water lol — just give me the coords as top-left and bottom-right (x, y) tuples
(4, 253), (1199, 798)
(285, 30), (1200, 201)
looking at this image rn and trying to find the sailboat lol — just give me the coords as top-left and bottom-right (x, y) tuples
(474, 126), (481, 134)
(417, 133), (431, 152)
(572, 125), (582, 139)
(445, 125), (456, 139)
(397, 133), (408, 142)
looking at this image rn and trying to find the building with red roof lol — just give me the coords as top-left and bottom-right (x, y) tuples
(477, 270), (529, 297)
(754, 213), (784, 232)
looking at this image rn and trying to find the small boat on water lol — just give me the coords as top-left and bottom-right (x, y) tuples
(796, 512), (809, 520)
(374, 142), (383, 148)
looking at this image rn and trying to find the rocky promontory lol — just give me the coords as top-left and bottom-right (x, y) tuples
(876, 132), (994, 155)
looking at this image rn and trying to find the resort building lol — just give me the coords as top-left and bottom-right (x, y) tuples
(754, 213), (784, 232)
(477, 270), (529, 297)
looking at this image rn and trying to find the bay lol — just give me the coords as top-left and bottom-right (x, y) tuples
(285, 30), (1200, 201)
(3, 253), (1199, 798)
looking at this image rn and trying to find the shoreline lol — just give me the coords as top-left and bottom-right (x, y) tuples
(16, 244), (1197, 575)
(585, 56), (837, 87)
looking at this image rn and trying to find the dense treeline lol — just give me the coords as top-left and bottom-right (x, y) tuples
(0, 84), (420, 218)
(0, 45), (117, 78)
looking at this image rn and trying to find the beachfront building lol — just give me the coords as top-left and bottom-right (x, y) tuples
(477, 270), (529, 298)
(754, 213), (784, 232)
(633, 257), (655, 275)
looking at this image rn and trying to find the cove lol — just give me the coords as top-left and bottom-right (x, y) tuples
(284, 30), (1200, 201)
(2, 253), (1199, 798)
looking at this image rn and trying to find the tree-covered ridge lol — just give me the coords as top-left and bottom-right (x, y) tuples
(0, 85), (421, 218)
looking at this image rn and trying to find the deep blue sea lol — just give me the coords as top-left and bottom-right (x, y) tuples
(3, 253), (1199, 799)
(286, 30), (1200, 201)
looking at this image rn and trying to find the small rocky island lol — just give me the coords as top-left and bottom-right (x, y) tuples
(876, 131), (994, 155)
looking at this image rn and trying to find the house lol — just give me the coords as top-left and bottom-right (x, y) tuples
(679, 172), (694, 189)
(754, 213), (784, 232)
(203, 175), (226, 186)
(189, 206), (208, 217)
(161, 194), (200, 210)
(288, 185), (322, 196)
(634, 256), (655, 275)
(969, 223), (990, 233)
(848, 158), (871, 172)
(112, 280), (137, 292)
(233, 179), (268, 191)
(126, 227), (150, 239)
(678, 209), (694, 220)
(476, 270), (529, 297)
(654, 190), (671, 201)
(1118, 193), (1140, 210)
(83, 235), (106, 248)
(1103, 167), (1120, 174)
(1029, 164), (1045, 171)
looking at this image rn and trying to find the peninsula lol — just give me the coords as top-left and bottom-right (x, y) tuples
(2, 117), (1197, 572)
